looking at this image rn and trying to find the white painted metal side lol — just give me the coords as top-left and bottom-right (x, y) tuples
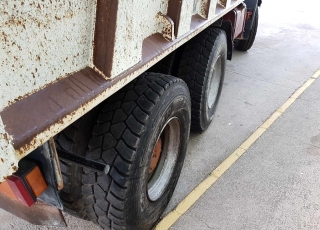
(0, 117), (18, 182)
(109, 0), (169, 77)
(0, 0), (97, 112)
(0, 0), (244, 182)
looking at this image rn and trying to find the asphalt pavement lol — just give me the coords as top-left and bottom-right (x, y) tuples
(1, 0), (320, 229)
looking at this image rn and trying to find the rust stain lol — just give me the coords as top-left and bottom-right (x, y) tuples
(6, 71), (76, 107)
(2, 133), (9, 142)
(2, 2), (77, 27)
(49, 138), (64, 190)
(218, 0), (228, 7)
(1, 0), (90, 112)
(156, 13), (175, 41)
(200, 0), (210, 18)
(167, 0), (182, 37)
(1, 0), (243, 158)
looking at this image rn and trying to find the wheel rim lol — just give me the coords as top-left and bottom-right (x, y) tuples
(148, 138), (162, 175)
(207, 55), (222, 109)
(147, 117), (181, 201)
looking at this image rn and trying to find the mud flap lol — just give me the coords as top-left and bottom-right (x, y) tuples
(0, 193), (66, 227)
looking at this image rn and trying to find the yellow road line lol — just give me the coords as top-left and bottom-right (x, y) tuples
(155, 69), (320, 230)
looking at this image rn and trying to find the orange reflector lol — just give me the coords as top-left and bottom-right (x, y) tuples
(0, 159), (48, 207)
(25, 166), (47, 197)
(0, 181), (18, 202)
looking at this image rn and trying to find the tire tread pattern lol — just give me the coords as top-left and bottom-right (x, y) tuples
(82, 73), (187, 229)
(177, 27), (224, 132)
(55, 120), (89, 219)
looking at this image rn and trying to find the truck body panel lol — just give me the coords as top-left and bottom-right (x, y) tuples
(0, 0), (244, 182)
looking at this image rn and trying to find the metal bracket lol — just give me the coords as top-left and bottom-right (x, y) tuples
(156, 12), (175, 41)
(218, 0), (231, 8)
(57, 149), (110, 174)
(27, 142), (64, 210)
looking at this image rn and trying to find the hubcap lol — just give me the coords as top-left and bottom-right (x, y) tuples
(207, 55), (222, 109)
(147, 117), (181, 201)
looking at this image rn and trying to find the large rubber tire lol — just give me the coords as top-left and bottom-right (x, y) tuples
(55, 110), (100, 219)
(234, 8), (259, 51)
(82, 73), (191, 230)
(147, 45), (184, 76)
(177, 27), (227, 133)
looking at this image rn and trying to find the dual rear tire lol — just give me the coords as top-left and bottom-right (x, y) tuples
(57, 27), (228, 230)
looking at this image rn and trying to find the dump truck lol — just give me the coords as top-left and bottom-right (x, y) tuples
(0, 0), (261, 229)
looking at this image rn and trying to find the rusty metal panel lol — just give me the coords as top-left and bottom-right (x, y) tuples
(195, 0), (209, 19)
(0, 0), (97, 112)
(0, 0), (244, 182)
(102, 0), (170, 77)
(194, 0), (219, 19)
(177, 0), (194, 37)
(93, 0), (239, 78)
(157, 13), (175, 41)
(0, 0), (97, 182)
(219, 0), (232, 8)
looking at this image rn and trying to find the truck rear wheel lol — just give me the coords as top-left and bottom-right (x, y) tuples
(82, 73), (191, 230)
(177, 28), (227, 132)
(234, 8), (259, 51)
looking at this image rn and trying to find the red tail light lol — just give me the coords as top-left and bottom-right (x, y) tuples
(0, 159), (47, 207)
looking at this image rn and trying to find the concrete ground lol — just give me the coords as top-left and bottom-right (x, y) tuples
(1, 0), (320, 229)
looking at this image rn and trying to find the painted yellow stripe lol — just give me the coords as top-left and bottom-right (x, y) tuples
(155, 69), (320, 230)
(239, 127), (266, 150)
(311, 69), (320, 79)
